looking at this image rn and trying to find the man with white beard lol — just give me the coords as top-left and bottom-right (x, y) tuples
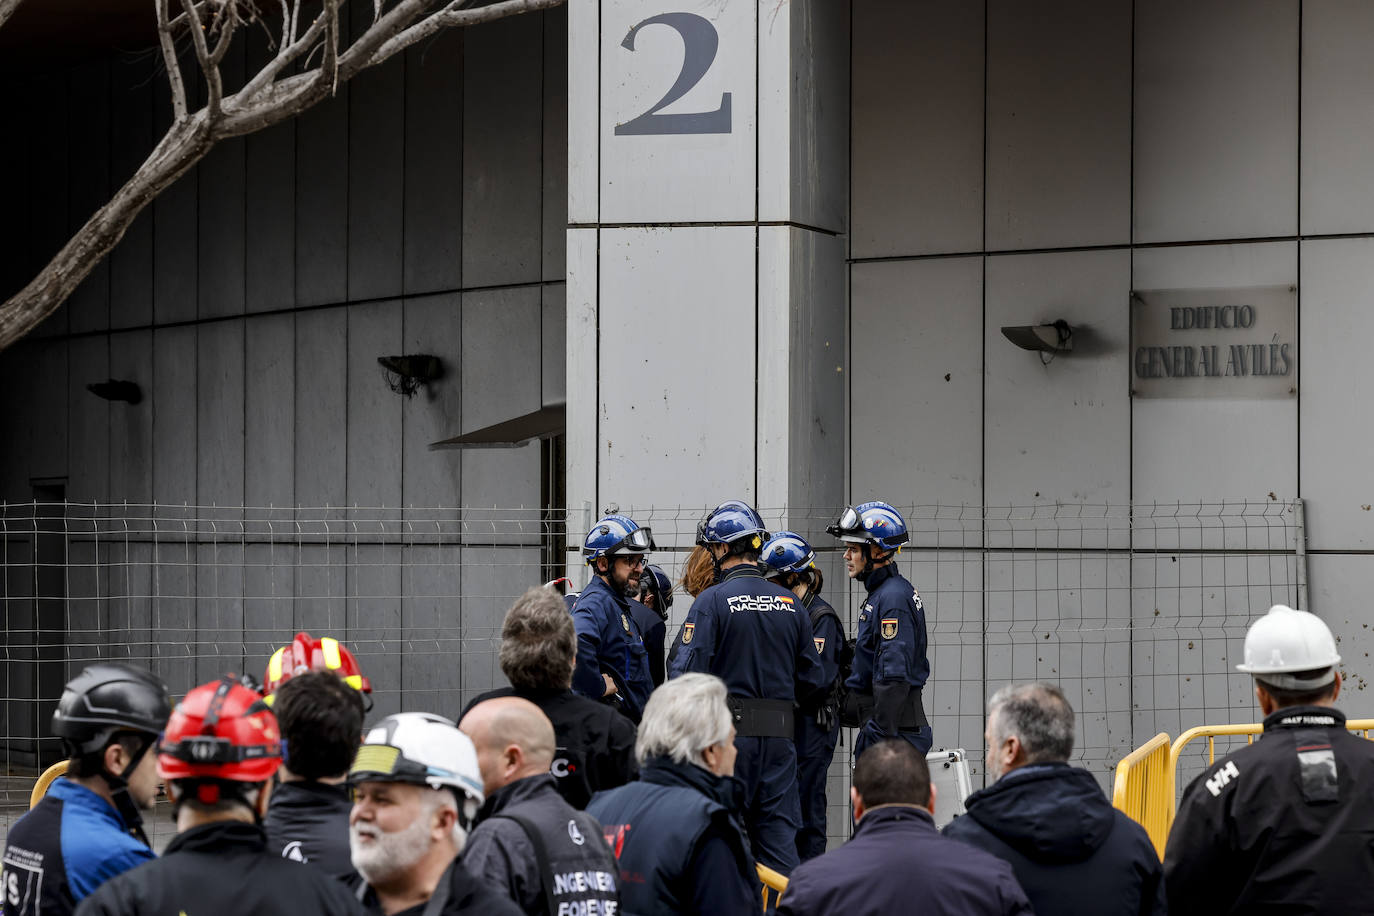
(347, 713), (521, 916)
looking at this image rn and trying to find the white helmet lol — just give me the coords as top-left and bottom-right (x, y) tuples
(1235, 605), (1341, 691)
(349, 712), (484, 820)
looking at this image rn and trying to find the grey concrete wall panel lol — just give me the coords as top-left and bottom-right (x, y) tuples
(786, 229), (846, 525)
(541, 285), (567, 408)
(295, 90), (350, 307)
(1299, 239), (1374, 551)
(461, 287), (542, 434)
(347, 543), (403, 719)
(153, 169), (199, 324)
(984, 249), (1130, 514)
(565, 229), (598, 548)
(851, 1), (983, 258)
(246, 314), (296, 507)
(198, 45), (247, 320)
(543, 7), (569, 282)
(0, 81), (28, 303)
(245, 121), (296, 314)
(29, 340), (68, 482)
(402, 293), (463, 509)
(986, 0), (1130, 251)
(785, 0), (849, 232)
(850, 258), (982, 535)
(196, 322), (246, 507)
(400, 545), (463, 715)
(109, 55), (156, 330)
(1302, 1), (1374, 235)
(196, 541), (245, 682)
(153, 327), (197, 502)
(1133, 0), (1298, 243)
(1131, 243), (1297, 508)
(26, 74), (69, 309)
(463, 12), (544, 288)
(403, 33), (464, 296)
(347, 303), (403, 507)
(460, 447), (541, 538)
(0, 347), (33, 497)
(243, 542), (295, 672)
(294, 309), (348, 506)
(597, 227), (756, 547)
(1307, 554), (1374, 696)
(109, 331), (154, 502)
(66, 337), (110, 500)
(294, 543), (349, 650)
(67, 60), (111, 334)
(457, 547), (538, 704)
(348, 56), (405, 302)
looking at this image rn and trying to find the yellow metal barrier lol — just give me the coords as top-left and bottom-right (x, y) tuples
(1110, 733), (1171, 859)
(29, 760), (68, 809)
(757, 863), (788, 911)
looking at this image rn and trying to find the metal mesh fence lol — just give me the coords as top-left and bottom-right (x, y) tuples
(0, 499), (1303, 848)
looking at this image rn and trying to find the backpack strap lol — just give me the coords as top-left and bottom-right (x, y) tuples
(495, 812), (559, 916)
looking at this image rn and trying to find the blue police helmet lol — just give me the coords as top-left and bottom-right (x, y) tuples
(826, 501), (910, 552)
(760, 531), (817, 575)
(696, 500), (768, 547)
(583, 515), (656, 566)
(642, 564), (673, 609)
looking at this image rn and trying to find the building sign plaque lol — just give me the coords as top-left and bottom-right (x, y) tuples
(1131, 286), (1297, 398)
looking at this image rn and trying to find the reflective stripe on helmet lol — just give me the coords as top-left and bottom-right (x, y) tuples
(321, 637), (342, 671)
(343, 674), (363, 691)
(267, 647), (285, 684)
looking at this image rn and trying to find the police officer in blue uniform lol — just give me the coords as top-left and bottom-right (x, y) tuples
(828, 502), (932, 760)
(669, 501), (828, 876)
(569, 515), (656, 722)
(761, 531), (846, 862)
(634, 564), (672, 687)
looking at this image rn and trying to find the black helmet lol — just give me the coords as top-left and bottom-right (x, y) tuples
(52, 663), (172, 757)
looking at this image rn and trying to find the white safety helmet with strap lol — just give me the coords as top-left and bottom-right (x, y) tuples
(349, 712), (485, 826)
(1235, 604), (1341, 691)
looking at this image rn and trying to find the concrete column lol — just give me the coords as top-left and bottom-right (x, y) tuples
(566, 0), (849, 568)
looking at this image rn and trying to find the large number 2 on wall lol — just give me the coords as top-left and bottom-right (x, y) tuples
(614, 12), (732, 136)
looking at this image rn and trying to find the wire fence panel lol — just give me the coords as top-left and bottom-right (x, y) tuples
(0, 499), (1303, 850)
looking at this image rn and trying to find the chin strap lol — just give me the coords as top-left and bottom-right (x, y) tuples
(855, 544), (876, 582)
(102, 735), (155, 847)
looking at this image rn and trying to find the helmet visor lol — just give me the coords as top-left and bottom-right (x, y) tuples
(838, 506), (860, 531)
(612, 526), (654, 554)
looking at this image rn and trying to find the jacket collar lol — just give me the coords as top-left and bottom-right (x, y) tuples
(164, 820), (267, 856)
(476, 773), (560, 823)
(48, 778), (129, 829)
(721, 563), (765, 583)
(863, 563), (898, 594)
(640, 756), (744, 812)
(853, 804), (935, 837)
(584, 573), (631, 608)
(1264, 705), (1346, 732)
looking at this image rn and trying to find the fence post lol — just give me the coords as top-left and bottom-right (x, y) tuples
(1294, 498), (1309, 611)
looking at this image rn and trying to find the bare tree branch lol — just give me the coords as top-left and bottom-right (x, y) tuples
(0, 0), (24, 33)
(0, 0), (568, 350)
(156, 0), (190, 122)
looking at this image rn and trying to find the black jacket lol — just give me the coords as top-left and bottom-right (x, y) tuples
(943, 763), (1166, 916)
(72, 821), (368, 916)
(462, 686), (637, 809)
(1164, 705), (1374, 915)
(629, 600), (667, 687)
(263, 780), (356, 880)
(353, 859), (524, 916)
(779, 806), (1032, 916)
(462, 774), (619, 915)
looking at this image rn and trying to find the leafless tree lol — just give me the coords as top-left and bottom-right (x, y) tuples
(0, 0), (565, 351)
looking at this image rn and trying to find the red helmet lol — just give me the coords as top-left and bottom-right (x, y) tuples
(158, 675), (282, 795)
(262, 632), (373, 706)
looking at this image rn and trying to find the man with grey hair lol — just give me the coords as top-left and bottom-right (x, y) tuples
(587, 673), (758, 915)
(462, 585), (637, 808)
(944, 683), (1165, 915)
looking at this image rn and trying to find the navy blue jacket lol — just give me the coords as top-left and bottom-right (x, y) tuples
(262, 780), (356, 880)
(803, 594), (843, 712)
(629, 599), (667, 687)
(668, 564), (827, 705)
(944, 764), (1166, 916)
(845, 564), (929, 741)
(571, 575), (654, 718)
(587, 757), (756, 916)
(2, 777), (154, 916)
(779, 806), (1032, 916)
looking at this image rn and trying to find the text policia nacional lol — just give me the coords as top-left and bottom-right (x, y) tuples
(1134, 305), (1294, 380)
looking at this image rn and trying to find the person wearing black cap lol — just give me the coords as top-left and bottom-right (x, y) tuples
(1, 663), (171, 916)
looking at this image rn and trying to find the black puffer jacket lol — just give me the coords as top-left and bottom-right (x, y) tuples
(263, 780), (356, 880)
(944, 763), (1166, 915)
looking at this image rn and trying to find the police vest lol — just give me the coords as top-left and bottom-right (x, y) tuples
(588, 767), (753, 916)
(493, 796), (620, 916)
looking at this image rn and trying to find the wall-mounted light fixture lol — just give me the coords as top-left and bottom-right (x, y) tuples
(378, 354), (443, 397)
(86, 379), (142, 404)
(1001, 320), (1075, 355)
